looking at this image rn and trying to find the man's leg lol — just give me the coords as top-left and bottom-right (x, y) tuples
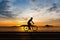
(28, 25), (31, 30)
(28, 26), (30, 30)
(28, 23), (31, 30)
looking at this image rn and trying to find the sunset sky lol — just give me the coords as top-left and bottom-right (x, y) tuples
(0, 0), (60, 26)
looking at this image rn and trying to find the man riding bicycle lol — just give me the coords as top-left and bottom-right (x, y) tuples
(28, 17), (34, 30)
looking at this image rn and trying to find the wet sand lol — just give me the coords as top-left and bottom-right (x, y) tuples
(0, 32), (60, 40)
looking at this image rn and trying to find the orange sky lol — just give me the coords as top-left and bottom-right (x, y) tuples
(35, 22), (60, 26)
(0, 20), (60, 27)
(0, 21), (17, 26)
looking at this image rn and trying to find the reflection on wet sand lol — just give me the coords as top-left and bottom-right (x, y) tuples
(19, 33), (31, 40)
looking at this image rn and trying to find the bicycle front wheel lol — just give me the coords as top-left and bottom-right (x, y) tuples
(32, 27), (38, 31)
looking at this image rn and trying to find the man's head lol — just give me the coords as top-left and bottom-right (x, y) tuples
(31, 17), (33, 19)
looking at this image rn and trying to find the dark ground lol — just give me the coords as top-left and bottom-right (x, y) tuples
(0, 32), (60, 40)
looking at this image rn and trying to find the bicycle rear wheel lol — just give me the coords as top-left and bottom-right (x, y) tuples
(23, 26), (29, 31)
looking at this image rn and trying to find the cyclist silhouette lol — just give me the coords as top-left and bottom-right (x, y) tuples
(28, 17), (34, 30)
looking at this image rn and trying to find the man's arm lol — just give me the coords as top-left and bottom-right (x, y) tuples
(32, 21), (34, 24)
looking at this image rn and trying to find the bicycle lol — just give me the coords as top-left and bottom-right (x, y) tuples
(20, 25), (38, 32)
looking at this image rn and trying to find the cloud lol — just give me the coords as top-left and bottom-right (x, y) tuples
(0, 0), (17, 18)
(10, 0), (60, 23)
(47, 3), (60, 12)
(7, 0), (16, 2)
(16, 2), (60, 22)
(0, 0), (60, 22)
